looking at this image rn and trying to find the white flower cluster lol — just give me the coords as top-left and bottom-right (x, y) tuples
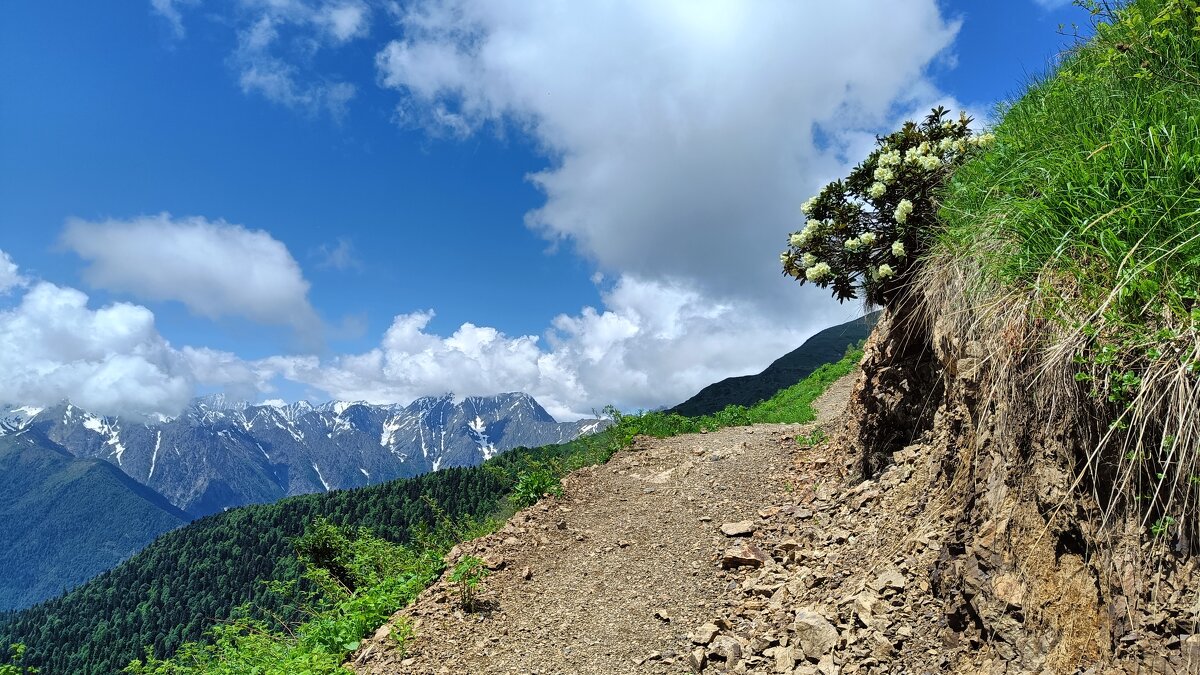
(904, 140), (945, 171)
(805, 262), (832, 281)
(785, 116), (996, 298)
(877, 149), (901, 167)
(972, 132), (996, 147)
(789, 218), (824, 248)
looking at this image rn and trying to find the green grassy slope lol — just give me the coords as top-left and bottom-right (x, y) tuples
(936, 0), (1200, 531)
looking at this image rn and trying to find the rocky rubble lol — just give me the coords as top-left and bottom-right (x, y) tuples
(689, 435), (973, 674)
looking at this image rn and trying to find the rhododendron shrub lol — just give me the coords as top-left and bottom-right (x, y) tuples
(781, 107), (994, 306)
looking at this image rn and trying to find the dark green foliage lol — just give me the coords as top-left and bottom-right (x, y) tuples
(449, 556), (487, 612)
(0, 433), (188, 611)
(124, 521), (442, 675)
(669, 313), (877, 417)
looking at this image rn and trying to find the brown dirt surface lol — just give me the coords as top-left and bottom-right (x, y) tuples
(349, 379), (857, 675)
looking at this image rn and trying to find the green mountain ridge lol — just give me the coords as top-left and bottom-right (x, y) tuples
(669, 312), (878, 417)
(0, 432), (189, 613)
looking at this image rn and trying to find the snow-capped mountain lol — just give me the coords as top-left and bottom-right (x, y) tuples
(0, 393), (607, 517)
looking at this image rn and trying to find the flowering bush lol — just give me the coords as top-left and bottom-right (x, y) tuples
(781, 107), (994, 305)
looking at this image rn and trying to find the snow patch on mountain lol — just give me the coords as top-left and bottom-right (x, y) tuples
(467, 416), (498, 460)
(83, 415), (127, 466)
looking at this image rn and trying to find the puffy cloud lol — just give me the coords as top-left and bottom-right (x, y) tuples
(0, 250), (25, 294)
(318, 1), (371, 42)
(0, 282), (193, 416)
(273, 276), (845, 420)
(60, 213), (320, 334)
(376, 0), (961, 305)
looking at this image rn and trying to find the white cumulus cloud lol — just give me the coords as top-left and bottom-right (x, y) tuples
(376, 0), (960, 306)
(0, 250), (25, 294)
(269, 276), (849, 419)
(0, 282), (194, 416)
(60, 213), (321, 334)
(228, 0), (371, 117)
(150, 0), (193, 38)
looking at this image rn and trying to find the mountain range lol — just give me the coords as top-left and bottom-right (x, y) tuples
(0, 392), (603, 610)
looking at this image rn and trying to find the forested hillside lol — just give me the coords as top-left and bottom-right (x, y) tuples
(0, 454), (518, 674)
(0, 432), (188, 612)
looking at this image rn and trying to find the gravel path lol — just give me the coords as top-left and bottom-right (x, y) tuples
(349, 381), (853, 675)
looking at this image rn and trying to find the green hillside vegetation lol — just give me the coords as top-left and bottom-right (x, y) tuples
(0, 433), (188, 612)
(668, 312), (878, 417)
(0, 350), (861, 675)
(935, 0), (1200, 536)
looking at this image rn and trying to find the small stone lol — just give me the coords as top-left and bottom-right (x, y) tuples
(722, 542), (771, 569)
(709, 635), (743, 662)
(502, 537), (519, 546)
(692, 623), (721, 645)
(654, 609), (672, 623)
(793, 609), (839, 657)
(773, 645), (800, 672)
(482, 555), (506, 571)
(991, 572), (1025, 609)
(853, 590), (881, 627)
(721, 520), (757, 537)
(1183, 635), (1200, 667)
(521, 566), (533, 581)
(373, 624), (391, 641)
(871, 568), (906, 592)
(688, 648), (708, 672)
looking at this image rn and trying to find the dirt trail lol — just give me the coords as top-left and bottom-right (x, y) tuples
(350, 379), (856, 675)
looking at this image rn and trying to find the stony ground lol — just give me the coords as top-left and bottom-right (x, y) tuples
(346, 374), (1120, 674)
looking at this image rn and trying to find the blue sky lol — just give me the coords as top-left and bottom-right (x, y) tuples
(0, 0), (1085, 419)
